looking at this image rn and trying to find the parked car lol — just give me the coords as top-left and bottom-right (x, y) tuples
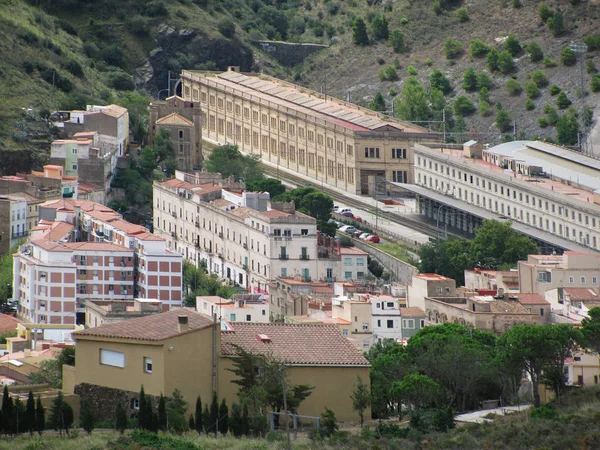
(353, 216), (363, 223)
(339, 225), (357, 234)
(333, 205), (340, 212)
(340, 211), (354, 218)
(366, 235), (381, 243)
(339, 208), (353, 215)
(358, 232), (370, 239)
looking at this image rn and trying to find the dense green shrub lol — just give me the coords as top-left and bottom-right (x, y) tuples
(531, 70), (549, 87)
(560, 47), (577, 66)
(99, 44), (126, 68)
(462, 67), (478, 91)
(218, 19), (236, 38)
(549, 84), (561, 96)
(586, 60), (597, 74)
(470, 38), (489, 58)
(453, 95), (475, 116)
(539, 3), (553, 23)
(531, 405), (559, 420)
(525, 81), (540, 99)
(389, 29), (405, 52)
(543, 56), (557, 68)
(429, 69), (452, 95)
(109, 72), (135, 91)
(326, 2), (340, 15)
(486, 48), (499, 71)
(526, 42), (544, 62)
(497, 50), (515, 74)
(479, 100), (492, 116)
(444, 38), (464, 59)
(142, 1), (168, 17)
(407, 65), (417, 75)
(457, 7), (469, 22)
(128, 15), (148, 34)
(58, 20), (78, 36)
(371, 15), (389, 40)
(525, 98), (535, 110)
(538, 117), (549, 128)
(591, 75), (600, 92)
(65, 60), (83, 77)
(506, 79), (522, 96)
(352, 17), (369, 45)
(584, 34), (600, 51)
(547, 11), (565, 37)
(556, 91), (571, 109)
(476, 71), (492, 90)
(504, 35), (521, 56)
(496, 109), (513, 132)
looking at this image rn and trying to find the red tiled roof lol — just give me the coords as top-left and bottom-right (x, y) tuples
(400, 307), (425, 317)
(514, 293), (550, 305)
(260, 210), (290, 219)
(220, 322), (370, 366)
(339, 247), (368, 255)
(73, 310), (214, 342)
(563, 287), (600, 301)
(0, 314), (21, 334)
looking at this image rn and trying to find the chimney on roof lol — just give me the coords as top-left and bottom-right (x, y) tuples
(177, 315), (189, 333)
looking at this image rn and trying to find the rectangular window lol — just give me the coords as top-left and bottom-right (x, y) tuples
(230, 313), (236, 321)
(387, 320), (394, 329)
(246, 314), (251, 322)
(581, 276), (586, 284)
(569, 276), (575, 284)
(144, 357), (153, 373)
(345, 271), (352, 279)
(100, 349), (124, 368)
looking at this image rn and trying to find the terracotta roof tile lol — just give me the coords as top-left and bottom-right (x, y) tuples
(73, 310), (214, 342)
(0, 314), (21, 334)
(220, 322), (369, 366)
(400, 307), (425, 317)
(514, 293), (550, 305)
(563, 288), (600, 301)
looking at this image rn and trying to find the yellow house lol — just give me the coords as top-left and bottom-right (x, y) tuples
(64, 309), (370, 423)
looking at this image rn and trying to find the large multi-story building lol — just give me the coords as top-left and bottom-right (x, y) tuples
(153, 170), (357, 295)
(401, 140), (600, 253)
(0, 196), (27, 255)
(13, 199), (182, 324)
(180, 67), (438, 195)
(148, 96), (203, 172)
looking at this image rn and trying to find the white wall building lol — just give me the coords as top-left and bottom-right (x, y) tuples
(403, 141), (600, 254)
(196, 294), (269, 323)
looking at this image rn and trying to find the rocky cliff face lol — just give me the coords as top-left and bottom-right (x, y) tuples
(139, 24), (254, 94)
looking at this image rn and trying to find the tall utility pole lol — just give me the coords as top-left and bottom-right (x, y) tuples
(570, 41), (588, 154)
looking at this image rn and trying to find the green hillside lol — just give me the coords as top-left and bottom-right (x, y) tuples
(1, 0), (599, 174)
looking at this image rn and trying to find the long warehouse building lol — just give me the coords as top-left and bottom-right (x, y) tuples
(180, 67), (439, 195)
(396, 140), (600, 254)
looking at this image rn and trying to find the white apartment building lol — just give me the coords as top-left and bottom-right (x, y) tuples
(180, 68), (439, 195)
(359, 294), (403, 341)
(338, 247), (369, 281)
(196, 294), (269, 323)
(153, 171), (347, 294)
(403, 140), (600, 253)
(13, 199), (182, 324)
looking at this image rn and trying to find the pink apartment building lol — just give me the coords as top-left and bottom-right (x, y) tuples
(13, 199), (182, 325)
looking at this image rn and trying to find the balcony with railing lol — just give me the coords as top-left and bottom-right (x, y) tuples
(300, 254), (310, 260)
(279, 254), (289, 260)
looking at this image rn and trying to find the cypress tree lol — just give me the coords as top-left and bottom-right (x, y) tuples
(35, 396), (45, 435)
(203, 404), (210, 434)
(230, 403), (243, 437)
(148, 398), (158, 432)
(26, 391), (35, 435)
(49, 391), (64, 436)
(62, 402), (74, 435)
(188, 414), (195, 431)
(138, 386), (147, 430)
(209, 392), (218, 436)
(80, 400), (95, 435)
(194, 396), (203, 435)
(115, 403), (128, 435)
(2, 385), (12, 435)
(14, 398), (24, 435)
(158, 393), (167, 431)
(241, 403), (249, 436)
(219, 399), (229, 436)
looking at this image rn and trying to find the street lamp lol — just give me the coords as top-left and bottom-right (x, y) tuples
(375, 180), (388, 232)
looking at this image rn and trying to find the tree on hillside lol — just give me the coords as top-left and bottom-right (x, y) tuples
(418, 237), (473, 285)
(582, 307), (600, 356)
(498, 325), (582, 407)
(368, 91), (387, 112)
(153, 129), (177, 176)
(556, 112), (579, 146)
(390, 374), (440, 417)
(350, 376), (371, 427)
(219, 399), (229, 435)
(352, 17), (369, 45)
(389, 29), (405, 53)
(371, 15), (389, 40)
(205, 145), (263, 184)
(526, 42), (544, 62)
(429, 70), (452, 95)
(115, 92), (151, 145)
(208, 392), (219, 436)
(496, 109), (513, 132)
(395, 77), (431, 122)
(29, 346), (74, 389)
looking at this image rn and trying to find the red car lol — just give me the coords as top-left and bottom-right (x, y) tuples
(366, 235), (381, 243)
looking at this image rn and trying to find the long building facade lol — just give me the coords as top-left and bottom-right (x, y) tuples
(405, 141), (600, 253)
(153, 171), (354, 294)
(180, 67), (438, 195)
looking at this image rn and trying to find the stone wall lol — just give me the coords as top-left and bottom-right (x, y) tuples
(254, 41), (328, 66)
(74, 382), (160, 421)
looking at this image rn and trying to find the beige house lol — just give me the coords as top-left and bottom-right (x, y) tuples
(518, 252), (600, 298)
(407, 273), (457, 311)
(85, 298), (163, 328)
(148, 96), (203, 172)
(180, 67), (438, 195)
(65, 310), (370, 422)
(424, 294), (539, 334)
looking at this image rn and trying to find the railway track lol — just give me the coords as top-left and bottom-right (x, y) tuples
(261, 165), (462, 240)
